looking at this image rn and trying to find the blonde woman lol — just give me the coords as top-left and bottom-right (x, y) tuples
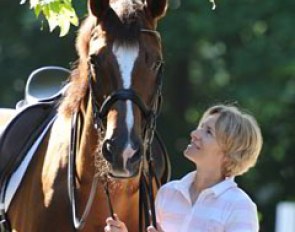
(105, 104), (263, 232)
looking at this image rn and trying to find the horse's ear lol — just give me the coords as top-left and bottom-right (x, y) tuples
(146, 0), (168, 19)
(88, 0), (110, 20)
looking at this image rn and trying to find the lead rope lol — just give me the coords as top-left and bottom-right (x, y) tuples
(138, 108), (162, 231)
(138, 160), (160, 231)
(102, 175), (115, 220)
(147, 111), (158, 229)
(139, 173), (150, 231)
(139, 72), (164, 230)
(148, 160), (157, 228)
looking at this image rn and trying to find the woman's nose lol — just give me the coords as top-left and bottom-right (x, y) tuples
(191, 128), (201, 140)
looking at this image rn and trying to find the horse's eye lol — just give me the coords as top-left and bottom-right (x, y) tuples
(90, 55), (97, 65)
(152, 60), (163, 72)
(90, 54), (103, 68)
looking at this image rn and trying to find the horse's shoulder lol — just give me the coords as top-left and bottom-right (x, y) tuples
(45, 114), (71, 157)
(41, 114), (71, 193)
(51, 114), (71, 135)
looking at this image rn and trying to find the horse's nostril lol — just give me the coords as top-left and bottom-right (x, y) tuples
(128, 147), (142, 165)
(102, 139), (113, 162)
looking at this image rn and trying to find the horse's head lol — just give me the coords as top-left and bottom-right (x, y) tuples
(77, 0), (167, 178)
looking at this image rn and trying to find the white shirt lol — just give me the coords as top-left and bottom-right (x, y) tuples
(155, 171), (259, 232)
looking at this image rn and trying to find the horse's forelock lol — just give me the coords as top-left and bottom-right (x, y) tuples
(76, 1), (143, 56)
(104, 2), (143, 45)
(111, 0), (144, 21)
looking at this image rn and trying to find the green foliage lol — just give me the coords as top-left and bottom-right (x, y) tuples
(21, 0), (217, 36)
(20, 0), (79, 36)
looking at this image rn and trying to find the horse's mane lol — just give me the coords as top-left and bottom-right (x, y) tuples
(59, 0), (145, 117)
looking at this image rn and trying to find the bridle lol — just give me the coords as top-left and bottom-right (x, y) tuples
(68, 29), (165, 231)
(89, 30), (163, 131)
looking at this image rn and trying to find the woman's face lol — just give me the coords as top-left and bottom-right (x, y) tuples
(184, 113), (225, 170)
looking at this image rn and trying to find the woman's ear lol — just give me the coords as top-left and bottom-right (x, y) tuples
(146, 0), (168, 19)
(88, 0), (110, 21)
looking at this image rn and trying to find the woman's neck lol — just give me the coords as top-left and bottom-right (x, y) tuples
(189, 169), (224, 204)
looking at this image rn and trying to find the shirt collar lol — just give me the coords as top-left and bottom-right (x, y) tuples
(176, 171), (237, 199)
(210, 177), (237, 197)
(175, 171), (196, 202)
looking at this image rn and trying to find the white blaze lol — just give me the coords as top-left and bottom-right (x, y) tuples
(113, 42), (139, 168)
(112, 43), (139, 89)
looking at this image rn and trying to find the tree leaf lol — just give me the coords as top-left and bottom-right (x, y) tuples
(58, 14), (71, 36)
(34, 4), (42, 17)
(47, 13), (59, 32)
(20, 0), (27, 5)
(30, 0), (40, 8)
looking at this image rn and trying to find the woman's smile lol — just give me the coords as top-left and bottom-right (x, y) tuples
(187, 141), (200, 151)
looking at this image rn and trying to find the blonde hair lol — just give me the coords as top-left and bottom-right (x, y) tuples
(200, 104), (263, 177)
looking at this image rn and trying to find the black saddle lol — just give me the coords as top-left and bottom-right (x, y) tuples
(0, 66), (70, 195)
(0, 66), (70, 231)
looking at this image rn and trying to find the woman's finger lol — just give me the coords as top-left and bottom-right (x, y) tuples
(147, 225), (157, 232)
(113, 214), (119, 220)
(105, 214), (128, 232)
(104, 225), (111, 232)
(156, 223), (164, 232)
(104, 224), (121, 232)
(147, 223), (164, 232)
(106, 218), (121, 227)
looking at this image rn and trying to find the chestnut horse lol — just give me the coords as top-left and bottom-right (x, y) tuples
(4, 0), (169, 231)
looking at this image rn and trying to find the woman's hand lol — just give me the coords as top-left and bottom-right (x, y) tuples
(147, 223), (165, 232)
(104, 214), (128, 232)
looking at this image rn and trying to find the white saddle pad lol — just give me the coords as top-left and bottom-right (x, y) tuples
(4, 117), (56, 212)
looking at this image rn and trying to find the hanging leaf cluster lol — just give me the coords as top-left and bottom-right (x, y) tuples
(20, 0), (216, 36)
(20, 0), (79, 36)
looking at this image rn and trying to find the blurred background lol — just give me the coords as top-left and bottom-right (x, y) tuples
(0, 0), (294, 231)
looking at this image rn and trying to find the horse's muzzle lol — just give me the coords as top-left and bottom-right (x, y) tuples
(102, 139), (142, 178)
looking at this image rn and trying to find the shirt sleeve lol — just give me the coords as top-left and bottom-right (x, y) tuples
(225, 200), (259, 232)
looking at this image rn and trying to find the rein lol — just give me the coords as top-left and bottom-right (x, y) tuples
(68, 29), (165, 231)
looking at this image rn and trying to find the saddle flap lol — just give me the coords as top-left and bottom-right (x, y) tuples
(0, 102), (57, 182)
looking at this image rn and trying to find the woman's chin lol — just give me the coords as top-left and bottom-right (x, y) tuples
(184, 145), (196, 156)
(184, 149), (193, 159)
